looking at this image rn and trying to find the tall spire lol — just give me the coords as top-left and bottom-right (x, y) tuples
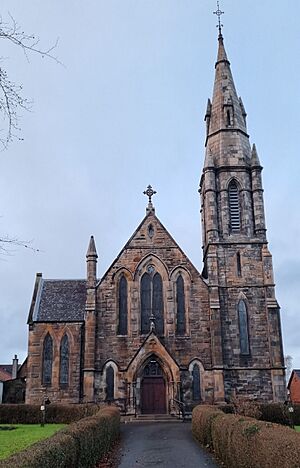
(204, 11), (251, 167)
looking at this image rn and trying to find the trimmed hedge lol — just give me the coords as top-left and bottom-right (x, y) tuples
(0, 406), (120, 468)
(193, 405), (300, 468)
(0, 404), (101, 424)
(192, 405), (222, 448)
(218, 402), (300, 426)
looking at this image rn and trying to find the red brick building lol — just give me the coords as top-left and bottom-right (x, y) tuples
(25, 31), (286, 412)
(288, 370), (300, 404)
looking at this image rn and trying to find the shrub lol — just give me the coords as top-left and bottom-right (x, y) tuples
(0, 406), (120, 468)
(293, 404), (300, 425)
(231, 396), (262, 420)
(0, 404), (101, 424)
(192, 405), (223, 448)
(192, 405), (300, 468)
(259, 403), (290, 426)
(219, 402), (298, 427)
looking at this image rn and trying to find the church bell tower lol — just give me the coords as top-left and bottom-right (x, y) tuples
(200, 14), (286, 401)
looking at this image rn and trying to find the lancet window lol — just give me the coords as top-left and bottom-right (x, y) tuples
(176, 275), (186, 335)
(192, 364), (201, 401)
(238, 300), (250, 355)
(59, 334), (69, 387)
(42, 333), (53, 386)
(118, 275), (128, 335)
(106, 365), (114, 401)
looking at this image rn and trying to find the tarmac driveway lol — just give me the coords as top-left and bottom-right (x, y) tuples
(117, 422), (218, 468)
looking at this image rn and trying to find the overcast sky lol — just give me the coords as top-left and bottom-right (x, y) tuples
(0, 1), (299, 373)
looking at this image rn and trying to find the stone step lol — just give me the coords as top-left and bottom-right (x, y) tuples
(122, 413), (182, 423)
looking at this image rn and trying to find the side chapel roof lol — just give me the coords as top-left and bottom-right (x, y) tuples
(28, 276), (86, 323)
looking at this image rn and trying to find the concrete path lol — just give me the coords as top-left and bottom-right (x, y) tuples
(117, 422), (218, 468)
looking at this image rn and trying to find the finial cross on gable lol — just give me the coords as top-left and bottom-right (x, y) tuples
(143, 185), (157, 204)
(213, 1), (224, 35)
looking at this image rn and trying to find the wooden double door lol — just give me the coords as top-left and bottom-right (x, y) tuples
(141, 377), (166, 414)
(140, 358), (167, 414)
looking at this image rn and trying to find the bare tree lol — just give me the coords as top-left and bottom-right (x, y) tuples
(0, 13), (60, 253)
(285, 355), (293, 380)
(0, 234), (40, 255)
(0, 12), (60, 150)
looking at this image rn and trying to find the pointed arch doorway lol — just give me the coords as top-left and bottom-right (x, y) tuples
(141, 357), (166, 414)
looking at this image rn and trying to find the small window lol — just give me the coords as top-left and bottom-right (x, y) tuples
(238, 300), (250, 355)
(192, 365), (201, 401)
(42, 333), (53, 386)
(226, 109), (231, 126)
(237, 252), (242, 277)
(106, 366), (114, 401)
(148, 224), (154, 239)
(228, 180), (241, 232)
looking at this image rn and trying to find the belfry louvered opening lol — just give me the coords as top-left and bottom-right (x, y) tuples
(228, 180), (241, 232)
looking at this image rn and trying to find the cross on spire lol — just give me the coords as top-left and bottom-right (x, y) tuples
(143, 185), (156, 204)
(213, 1), (224, 37)
(143, 184), (157, 213)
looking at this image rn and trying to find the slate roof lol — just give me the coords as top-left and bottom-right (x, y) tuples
(33, 279), (87, 322)
(0, 365), (12, 381)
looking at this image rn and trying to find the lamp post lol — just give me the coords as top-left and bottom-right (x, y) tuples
(286, 390), (294, 429)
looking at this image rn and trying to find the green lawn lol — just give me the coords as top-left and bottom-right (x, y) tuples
(0, 424), (65, 460)
(295, 426), (300, 432)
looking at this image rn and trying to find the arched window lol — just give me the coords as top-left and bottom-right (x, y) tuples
(238, 300), (250, 355)
(59, 334), (69, 387)
(42, 333), (53, 386)
(192, 364), (201, 401)
(141, 271), (164, 335)
(118, 275), (128, 335)
(106, 365), (114, 401)
(176, 275), (186, 335)
(228, 180), (241, 232)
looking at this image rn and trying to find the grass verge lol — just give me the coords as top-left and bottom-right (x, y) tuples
(295, 426), (300, 432)
(0, 424), (65, 460)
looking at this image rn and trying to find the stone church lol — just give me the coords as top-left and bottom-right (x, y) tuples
(25, 30), (286, 413)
